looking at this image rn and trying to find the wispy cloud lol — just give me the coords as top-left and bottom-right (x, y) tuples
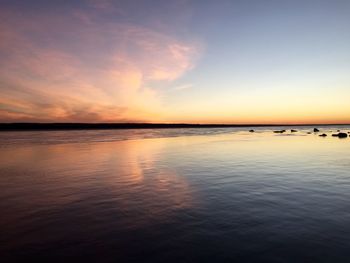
(172, 84), (193, 91)
(0, 4), (200, 122)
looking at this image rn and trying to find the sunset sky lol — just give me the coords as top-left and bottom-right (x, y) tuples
(1, 0), (350, 124)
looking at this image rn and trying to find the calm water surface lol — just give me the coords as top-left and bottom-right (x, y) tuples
(1, 127), (350, 262)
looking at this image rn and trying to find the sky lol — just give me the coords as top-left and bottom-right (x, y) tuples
(0, 0), (350, 124)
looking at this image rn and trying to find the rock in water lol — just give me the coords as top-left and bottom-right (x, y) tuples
(291, 129), (297, 132)
(338, 133), (348, 138)
(332, 133), (348, 138)
(314, 128), (320, 132)
(249, 130), (255, 133)
(319, 134), (327, 137)
(274, 130), (286, 133)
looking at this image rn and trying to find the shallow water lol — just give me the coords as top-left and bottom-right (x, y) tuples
(1, 127), (350, 262)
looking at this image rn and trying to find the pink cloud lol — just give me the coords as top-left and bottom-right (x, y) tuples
(0, 7), (200, 122)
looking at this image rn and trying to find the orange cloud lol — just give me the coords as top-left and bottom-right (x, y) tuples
(0, 7), (200, 122)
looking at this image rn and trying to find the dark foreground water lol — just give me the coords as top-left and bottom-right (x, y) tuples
(1, 126), (350, 262)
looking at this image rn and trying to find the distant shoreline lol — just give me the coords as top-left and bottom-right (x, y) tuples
(0, 123), (349, 131)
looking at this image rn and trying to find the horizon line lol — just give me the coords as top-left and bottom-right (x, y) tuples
(1, 122), (350, 131)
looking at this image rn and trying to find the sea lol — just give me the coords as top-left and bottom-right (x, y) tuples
(1, 126), (350, 262)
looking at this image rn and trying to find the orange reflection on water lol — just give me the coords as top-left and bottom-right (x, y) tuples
(0, 136), (194, 228)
